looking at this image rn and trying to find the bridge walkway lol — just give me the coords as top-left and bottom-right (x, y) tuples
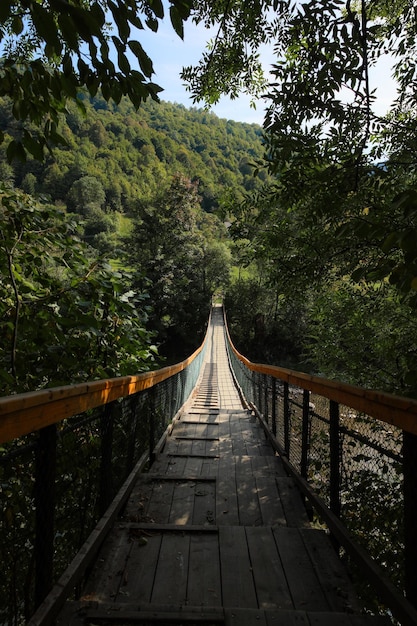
(59, 306), (389, 625)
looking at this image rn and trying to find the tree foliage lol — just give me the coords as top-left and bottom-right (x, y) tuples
(0, 184), (157, 394)
(0, 0), (194, 159)
(130, 174), (231, 358)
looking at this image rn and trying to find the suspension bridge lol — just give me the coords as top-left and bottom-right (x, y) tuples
(1, 305), (417, 625)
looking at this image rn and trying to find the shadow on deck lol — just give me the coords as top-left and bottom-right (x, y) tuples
(59, 307), (389, 625)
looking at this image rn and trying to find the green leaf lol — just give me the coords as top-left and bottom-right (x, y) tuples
(58, 14), (79, 51)
(149, 0), (164, 19)
(128, 41), (153, 77)
(170, 6), (184, 39)
(7, 140), (26, 163)
(11, 15), (23, 34)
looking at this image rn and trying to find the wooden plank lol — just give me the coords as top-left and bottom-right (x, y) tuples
(230, 414), (247, 456)
(187, 532), (222, 606)
(235, 456), (262, 526)
(245, 527), (292, 610)
(124, 477), (154, 523)
(265, 610), (310, 625)
(201, 456), (219, 477)
(116, 532), (162, 604)
(251, 454), (288, 479)
(254, 473), (287, 526)
(224, 608), (268, 626)
(219, 526), (257, 608)
(307, 613), (391, 626)
(120, 523), (219, 533)
(173, 422), (197, 438)
(185, 456), (205, 475)
(299, 528), (362, 613)
(192, 480), (216, 526)
(77, 602), (225, 623)
(151, 533), (190, 605)
(216, 456), (239, 525)
(169, 481), (196, 525)
(81, 526), (132, 602)
(273, 527), (330, 612)
(145, 480), (175, 524)
(149, 454), (187, 476)
(28, 451), (149, 626)
(276, 478), (310, 528)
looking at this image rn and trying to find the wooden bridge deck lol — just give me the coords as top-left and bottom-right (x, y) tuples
(59, 306), (389, 625)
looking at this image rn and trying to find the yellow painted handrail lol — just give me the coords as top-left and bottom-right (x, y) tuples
(0, 341), (205, 445)
(225, 316), (417, 436)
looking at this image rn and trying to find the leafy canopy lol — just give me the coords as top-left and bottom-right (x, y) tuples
(0, 0), (193, 160)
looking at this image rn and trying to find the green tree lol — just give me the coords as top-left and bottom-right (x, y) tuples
(66, 175), (106, 214)
(130, 174), (230, 357)
(0, 184), (157, 393)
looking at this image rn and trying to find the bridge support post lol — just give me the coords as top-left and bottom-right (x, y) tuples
(149, 387), (157, 465)
(301, 390), (310, 479)
(329, 400), (341, 518)
(99, 402), (115, 516)
(263, 374), (269, 423)
(271, 378), (277, 436)
(34, 424), (57, 609)
(283, 382), (290, 457)
(403, 431), (417, 608)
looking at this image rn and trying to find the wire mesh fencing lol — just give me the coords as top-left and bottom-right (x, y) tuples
(0, 341), (206, 625)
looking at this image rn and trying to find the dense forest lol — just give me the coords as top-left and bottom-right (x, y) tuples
(0, 95), (270, 394)
(1, 0), (417, 400)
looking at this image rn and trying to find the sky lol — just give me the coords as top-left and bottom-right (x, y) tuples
(137, 14), (398, 127)
(138, 18), (274, 126)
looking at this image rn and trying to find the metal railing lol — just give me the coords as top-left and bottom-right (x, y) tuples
(224, 307), (417, 626)
(0, 329), (208, 626)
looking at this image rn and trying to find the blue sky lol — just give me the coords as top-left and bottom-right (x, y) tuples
(137, 15), (397, 127)
(138, 18), (272, 126)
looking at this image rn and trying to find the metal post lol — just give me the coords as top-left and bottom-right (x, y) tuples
(403, 431), (417, 608)
(125, 396), (139, 476)
(256, 372), (263, 413)
(271, 378), (277, 436)
(301, 390), (310, 479)
(264, 374), (269, 423)
(284, 382), (290, 457)
(34, 424), (57, 608)
(99, 402), (114, 516)
(329, 399), (341, 518)
(149, 387), (157, 465)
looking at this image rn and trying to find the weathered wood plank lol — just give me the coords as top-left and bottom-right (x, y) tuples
(192, 480), (216, 526)
(235, 456), (262, 526)
(224, 607), (268, 625)
(151, 533), (190, 605)
(216, 456), (239, 525)
(264, 610), (310, 625)
(300, 528), (362, 613)
(273, 527), (330, 611)
(254, 473), (287, 526)
(245, 526), (293, 610)
(187, 532), (222, 606)
(276, 477), (311, 528)
(144, 480), (175, 525)
(219, 526), (258, 608)
(169, 480), (196, 525)
(81, 526), (132, 602)
(116, 532), (162, 604)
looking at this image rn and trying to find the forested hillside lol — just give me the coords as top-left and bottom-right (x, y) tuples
(0, 96), (268, 394)
(0, 95), (266, 215)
